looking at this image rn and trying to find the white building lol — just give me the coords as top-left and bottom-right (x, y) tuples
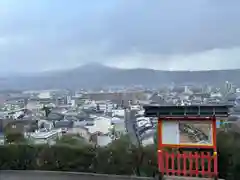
(26, 101), (42, 111)
(29, 129), (62, 145)
(130, 105), (141, 110)
(210, 92), (222, 98)
(86, 116), (112, 134)
(110, 117), (126, 138)
(38, 91), (51, 99)
(67, 127), (91, 141)
(70, 100), (76, 107)
(112, 109), (125, 117)
(38, 120), (54, 130)
(95, 100), (116, 113)
(142, 137), (154, 146)
(136, 117), (152, 128)
(97, 135), (112, 146)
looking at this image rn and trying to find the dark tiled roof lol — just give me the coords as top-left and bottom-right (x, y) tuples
(149, 93), (166, 105)
(55, 120), (73, 128)
(46, 112), (64, 121)
(226, 93), (237, 101)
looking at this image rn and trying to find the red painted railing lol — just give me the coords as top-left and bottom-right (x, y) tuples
(158, 151), (217, 178)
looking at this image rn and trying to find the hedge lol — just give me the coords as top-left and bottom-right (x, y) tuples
(0, 131), (240, 179)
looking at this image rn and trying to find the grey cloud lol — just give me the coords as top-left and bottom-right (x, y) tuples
(105, 0), (240, 55)
(0, 0), (240, 72)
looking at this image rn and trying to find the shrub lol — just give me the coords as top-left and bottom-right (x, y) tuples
(0, 132), (240, 180)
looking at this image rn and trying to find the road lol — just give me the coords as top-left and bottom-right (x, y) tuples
(0, 171), (223, 180)
(0, 171), (150, 180)
(124, 109), (139, 146)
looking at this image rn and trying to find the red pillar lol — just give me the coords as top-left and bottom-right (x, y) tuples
(212, 116), (218, 177)
(157, 119), (164, 175)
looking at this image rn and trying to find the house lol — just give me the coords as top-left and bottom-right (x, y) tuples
(67, 126), (91, 141)
(95, 100), (115, 112)
(0, 119), (38, 134)
(86, 116), (111, 134)
(26, 100), (42, 111)
(81, 91), (146, 107)
(90, 131), (112, 147)
(46, 112), (64, 121)
(149, 93), (167, 105)
(29, 128), (62, 145)
(110, 117), (126, 138)
(178, 92), (191, 101)
(225, 93), (237, 105)
(55, 120), (73, 133)
(38, 119), (54, 130)
(141, 129), (155, 146)
(112, 109), (125, 117)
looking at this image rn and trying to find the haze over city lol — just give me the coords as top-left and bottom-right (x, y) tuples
(1, 0), (240, 74)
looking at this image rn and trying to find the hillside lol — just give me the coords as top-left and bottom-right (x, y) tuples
(0, 63), (240, 90)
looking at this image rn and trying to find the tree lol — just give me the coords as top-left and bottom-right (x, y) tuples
(154, 131), (157, 144)
(1, 131), (240, 179)
(56, 135), (89, 146)
(42, 106), (51, 117)
(5, 132), (26, 144)
(217, 131), (240, 180)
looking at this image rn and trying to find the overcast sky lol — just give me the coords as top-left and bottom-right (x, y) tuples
(1, 0), (240, 73)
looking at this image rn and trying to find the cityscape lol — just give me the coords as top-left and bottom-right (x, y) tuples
(0, 80), (238, 147)
(1, 0), (240, 179)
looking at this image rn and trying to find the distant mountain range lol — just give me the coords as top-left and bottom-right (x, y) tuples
(0, 63), (240, 90)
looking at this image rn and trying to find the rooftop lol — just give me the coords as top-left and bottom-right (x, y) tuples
(30, 129), (61, 139)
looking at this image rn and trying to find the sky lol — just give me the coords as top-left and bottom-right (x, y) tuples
(1, 0), (240, 73)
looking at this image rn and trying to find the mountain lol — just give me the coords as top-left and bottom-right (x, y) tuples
(1, 63), (240, 90)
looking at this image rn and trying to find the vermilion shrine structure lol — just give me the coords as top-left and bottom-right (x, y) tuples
(143, 105), (230, 180)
